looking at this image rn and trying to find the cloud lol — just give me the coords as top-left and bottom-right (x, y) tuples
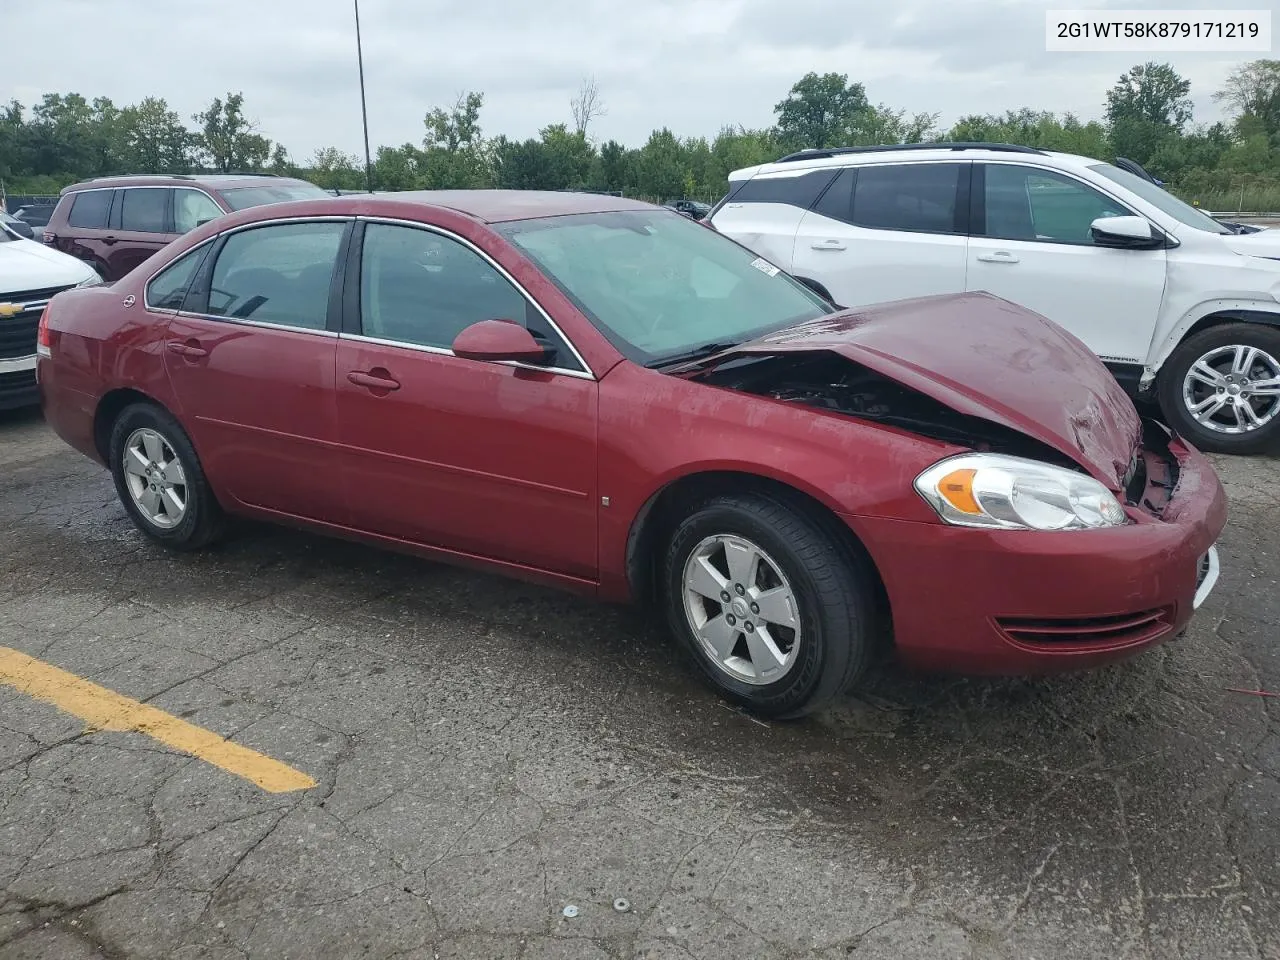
(7, 0), (1254, 160)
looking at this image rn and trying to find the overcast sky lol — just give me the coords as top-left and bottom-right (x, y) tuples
(8, 0), (1273, 161)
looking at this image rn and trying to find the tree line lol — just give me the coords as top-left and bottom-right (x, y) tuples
(4, 62), (1280, 210)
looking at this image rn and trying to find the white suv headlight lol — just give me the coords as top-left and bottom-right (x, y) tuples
(914, 453), (1127, 531)
(76, 272), (103, 288)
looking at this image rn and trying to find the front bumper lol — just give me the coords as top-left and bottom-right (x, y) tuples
(848, 434), (1227, 676)
(0, 356), (37, 410)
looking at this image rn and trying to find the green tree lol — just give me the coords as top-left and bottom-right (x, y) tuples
(27, 93), (100, 177)
(193, 93), (272, 172)
(421, 92), (490, 187)
(633, 128), (685, 199)
(773, 73), (868, 150)
(851, 105), (938, 145)
(492, 136), (555, 189)
(1215, 60), (1280, 140)
(1104, 62), (1192, 164)
(372, 143), (426, 190)
(119, 97), (195, 173)
(539, 123), (594, 188)
(1106, 62), (1193, 129)
(309, 147), (364, 190)
(595, 140), (630, 192)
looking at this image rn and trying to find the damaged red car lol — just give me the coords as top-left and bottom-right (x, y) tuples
(37, 192), (1227, 717)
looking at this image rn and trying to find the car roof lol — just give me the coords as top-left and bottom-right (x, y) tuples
(58, 174), (315, 194)
(380, 190), (654, 223)
(729, 146), (1101, 182)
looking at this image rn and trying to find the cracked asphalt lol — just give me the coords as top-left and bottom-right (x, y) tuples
(0, 406), (1277, 960)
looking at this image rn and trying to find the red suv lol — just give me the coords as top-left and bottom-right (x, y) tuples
(44, 174), (330, 280)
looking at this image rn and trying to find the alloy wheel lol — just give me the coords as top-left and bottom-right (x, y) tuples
(681, 534), (801, 685)
(1182, 343), (1280, 435)
(122, 428), (189, 529)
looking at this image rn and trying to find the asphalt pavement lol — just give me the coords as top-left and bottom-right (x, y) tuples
(0, 406), (1277, 960)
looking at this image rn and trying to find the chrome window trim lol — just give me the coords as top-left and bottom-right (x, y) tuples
(172, 311), (341, 338)
(65, 184), (225, 236)
(355, 215), (594, 377)
(142, 236), (216, 311)
(64, 184), (219, 203)
(340, 332), (595, 381)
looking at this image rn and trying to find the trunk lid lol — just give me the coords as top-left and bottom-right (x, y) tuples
(701, 292), (1141, 490)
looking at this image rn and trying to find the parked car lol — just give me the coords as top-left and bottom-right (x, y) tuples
(1, 212), (35, 241)
(665, 198), (712, 220)
(11, 203), (56, 242)
(709, 142), (1280, 454)
(0, 219), (101, 409)
(44, 173), (331, 281)
(37, 191), (1225, 717)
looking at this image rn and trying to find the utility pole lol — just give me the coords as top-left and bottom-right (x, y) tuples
(354, 0), (374, 193)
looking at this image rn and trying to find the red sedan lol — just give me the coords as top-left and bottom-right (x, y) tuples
(36, 191), (1227, 717)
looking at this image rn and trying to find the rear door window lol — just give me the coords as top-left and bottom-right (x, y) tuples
(67, 191), (112, 229)
(729, 169), (838, 210)
(120, 189), (171, 234)
(202, 221), (346, 331)
(850, 163), (965, 234)
(145, 244), (212, 311)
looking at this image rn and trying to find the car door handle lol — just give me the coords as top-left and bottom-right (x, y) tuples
(347, 370), (401, 392)
(810, 239), (846, 250)
(165, 340), (207, 358)
(976, 251), (1019, 264)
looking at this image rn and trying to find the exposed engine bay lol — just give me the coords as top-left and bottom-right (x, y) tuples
(690, 351), (1083, 467)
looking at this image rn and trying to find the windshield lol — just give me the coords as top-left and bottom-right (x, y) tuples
(219, 182), (330, 211)
(497, 210), (829, 364)
(1088, 163), (1229, 235)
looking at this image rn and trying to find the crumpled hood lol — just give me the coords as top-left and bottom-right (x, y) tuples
(714, 292), (1141, 490)
(0, 237), (96, 292)
(1221, 227), (1280, 260)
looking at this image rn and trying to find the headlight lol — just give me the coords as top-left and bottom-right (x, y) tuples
(76, 272), (103, 288)
(914, 453), (1126, 531)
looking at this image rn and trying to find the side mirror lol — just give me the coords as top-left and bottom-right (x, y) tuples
(452, 319), (548, 363)
(1091, 215), (1160, 249)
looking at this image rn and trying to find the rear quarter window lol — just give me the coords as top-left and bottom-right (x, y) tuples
(66, 191), (112, 229)
(730, 169), (839, 210)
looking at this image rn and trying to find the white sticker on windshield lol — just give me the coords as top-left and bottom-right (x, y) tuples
(749, 257), (780, 277)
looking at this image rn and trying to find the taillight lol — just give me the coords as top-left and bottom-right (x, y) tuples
(36, 306), (52, 358)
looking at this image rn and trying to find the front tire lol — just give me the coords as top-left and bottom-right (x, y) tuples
(661, 492), (874, 719)
(1158, 323), (1280, 455)
(109, 403), (224, 550)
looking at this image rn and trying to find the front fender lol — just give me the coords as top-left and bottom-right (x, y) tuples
(1147, 298), (1280, 375)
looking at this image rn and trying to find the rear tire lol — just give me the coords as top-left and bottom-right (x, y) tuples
(108, 403), (225, 550)
(1158, 323), (1280, 455)
(661, 492), (874, 719)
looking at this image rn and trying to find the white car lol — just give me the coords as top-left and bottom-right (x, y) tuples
(0, 221), (101, 410)
(709, 142), (1280, 454)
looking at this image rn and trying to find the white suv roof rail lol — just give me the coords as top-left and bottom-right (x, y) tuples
(774, 142), (1048, 163)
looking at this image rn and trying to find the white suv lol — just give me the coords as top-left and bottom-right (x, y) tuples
(709, 142), (1280, 454)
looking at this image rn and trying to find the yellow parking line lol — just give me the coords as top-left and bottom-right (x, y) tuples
(0, 646), (315, 793)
